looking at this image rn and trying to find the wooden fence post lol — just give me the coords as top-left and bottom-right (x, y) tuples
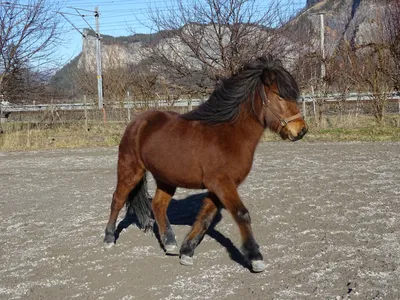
(84, 95), (88, 131)
(127, 91), (131, 121)
(26, 122), (31, 148)
(311, 86), (316, 116)
(188, 99), (192, 112)
(102, 107), (107, 123)
(398, 96), (400, 114)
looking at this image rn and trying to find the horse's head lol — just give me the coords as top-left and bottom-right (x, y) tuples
(259, 60), (307, 141)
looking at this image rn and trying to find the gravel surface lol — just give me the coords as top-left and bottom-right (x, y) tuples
(0, 142), (399, 300)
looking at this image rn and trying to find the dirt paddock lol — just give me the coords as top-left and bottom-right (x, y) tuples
(1, 142), (399, 299)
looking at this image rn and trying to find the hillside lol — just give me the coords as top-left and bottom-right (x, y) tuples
(52, 0), (388, 90)
(292, 0), (382, 54)
(51, 30), (161, 92)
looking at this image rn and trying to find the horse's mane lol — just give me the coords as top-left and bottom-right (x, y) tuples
(181, 55), (299, 124)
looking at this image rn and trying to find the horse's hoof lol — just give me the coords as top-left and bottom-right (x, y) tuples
(165, 244), (179, 256)
(104, 242), (114, 250)
(179, 255), (193, 266)
(251, 260), (266, 272)
(104, 234), (115, 244)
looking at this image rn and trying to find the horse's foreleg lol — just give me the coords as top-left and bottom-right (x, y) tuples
(152, 182), (177, 255)
(179, 193), (220, 266)
(207, 178), (266, 272)
(104, 166), (144, 247)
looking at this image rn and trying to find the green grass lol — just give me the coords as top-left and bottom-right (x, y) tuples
(1, 115), (400, 151)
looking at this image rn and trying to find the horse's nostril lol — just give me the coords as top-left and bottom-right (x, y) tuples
(299, 127), (308, 138)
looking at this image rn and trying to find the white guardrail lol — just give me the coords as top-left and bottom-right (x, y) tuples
(1, 93), (400, 113)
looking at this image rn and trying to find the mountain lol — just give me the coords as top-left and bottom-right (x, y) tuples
(51, 30), (160, 92)
(52, 0), (389, 90)
(293, 0), (385, 54)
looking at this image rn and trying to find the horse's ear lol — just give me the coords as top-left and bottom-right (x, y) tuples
(262, 68), (276, 87)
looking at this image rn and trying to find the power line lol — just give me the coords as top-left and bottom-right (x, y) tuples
(66, 6), (95, 13)
(64, 0), (179, 6)
(58, 5), (104, 108)
(0, 1), (35, 7)
(58, 12), (87, 38)
(57, 11), (83, 17)
(70, 7), (96, 33)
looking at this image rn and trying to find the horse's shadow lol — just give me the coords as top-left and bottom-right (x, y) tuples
(115, 192), (247, 268)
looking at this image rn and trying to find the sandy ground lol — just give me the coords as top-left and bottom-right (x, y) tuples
(0, 142), (400, 300)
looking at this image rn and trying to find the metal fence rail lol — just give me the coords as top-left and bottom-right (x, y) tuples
(1, 93), (400, 113)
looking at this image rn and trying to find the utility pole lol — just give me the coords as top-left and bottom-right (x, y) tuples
(94, 6), (103, 109)
(59, 7), (103, 112)
(310, 11), (330, 96)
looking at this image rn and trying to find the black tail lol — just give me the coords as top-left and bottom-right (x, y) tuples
(126, 173), (153, 231)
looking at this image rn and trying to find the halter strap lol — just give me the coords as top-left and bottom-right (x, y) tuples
(258, 85), (303, 134)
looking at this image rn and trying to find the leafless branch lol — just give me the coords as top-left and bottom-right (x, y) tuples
(135, 0), (300, 89)
(0, 0), (63, 103)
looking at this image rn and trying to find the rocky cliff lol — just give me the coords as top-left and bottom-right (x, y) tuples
(293, 0), (385, 55)
(78, 30), (150, 72)
(59, 0), (387, 78)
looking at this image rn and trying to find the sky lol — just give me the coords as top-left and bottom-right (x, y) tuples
(55, 0), (307, 66)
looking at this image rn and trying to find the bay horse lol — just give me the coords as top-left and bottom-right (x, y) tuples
(104, 56), (307, 272)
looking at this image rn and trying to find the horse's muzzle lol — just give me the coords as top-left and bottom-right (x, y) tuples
(289, 126), (308, 141)
(298, 126), (308, 139)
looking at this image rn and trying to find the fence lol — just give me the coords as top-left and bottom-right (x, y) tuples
(1, 93), (400, 130)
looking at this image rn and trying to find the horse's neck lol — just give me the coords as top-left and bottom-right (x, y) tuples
(234, 104), (266, 153)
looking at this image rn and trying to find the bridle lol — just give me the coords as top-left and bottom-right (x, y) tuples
(258, 85), (303, 134)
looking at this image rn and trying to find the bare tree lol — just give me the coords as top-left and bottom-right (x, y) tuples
(71, 45), (159, 108)
(331, 39), (393, 123)
(290, 0), (398, 123)
(0, 0), (62, 103)
(327, 1), (396, 123)
(383, 0), (400, 91)
(139, 0), (300, 89)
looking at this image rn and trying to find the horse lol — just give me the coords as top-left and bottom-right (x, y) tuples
(104, 55), (308, 272)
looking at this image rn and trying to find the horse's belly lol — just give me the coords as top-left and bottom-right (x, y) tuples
(142, 143), (205, 189)
(146, 159), (205, 189)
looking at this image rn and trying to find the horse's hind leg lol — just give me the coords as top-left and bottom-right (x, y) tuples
(179, 193), (220, 266)
(207, 178), (266, 272)
(104, 161), (144, 247)
(152, 181), (177, 255)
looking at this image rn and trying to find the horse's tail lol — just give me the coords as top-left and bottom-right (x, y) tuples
(126, 172), (153, 232)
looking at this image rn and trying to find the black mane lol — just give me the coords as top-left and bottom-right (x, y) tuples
(181, 56), (299, 124)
